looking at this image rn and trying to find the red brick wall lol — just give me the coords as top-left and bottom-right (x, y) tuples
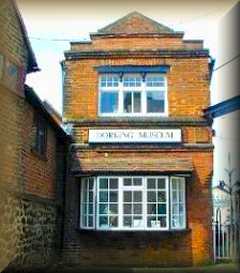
(63, 25), (213, 267)
(21, 103), (58, 200)
(63, 57), (209, 121)
(63, 148), (213, 266)
(71, 37), (184, 51)
(0, 0), (28, 193)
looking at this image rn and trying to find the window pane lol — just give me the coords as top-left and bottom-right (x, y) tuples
(89, 179), (94, 190)
(172, 191), (177, 202)
(99, 204), (108, 214)
(172, 180), (177, 190)
(110, 192), (118, 202)
(83, 203), (87, 214)
(101, 75), (119, 87)
(124, 216), (132, 227)
(133, 191), (142, 202)
(147, 216), (157, 228)
(157, 192), (166, 202)
(133, 216), (143, 228)
(147, 178), (156, 189)
(88, 203), (93, 214)
(179, 215), (184, 227)
(124, 204), (132, 214)
(133, 92), (141, 113)
(133, 178), (142, 186)
(0, 54), (4, 80)
(99, 191), (108, 202)
(110, 216), (118, 227)
(88, 216), (93, 227)
(109, 178), (118, 189)
(82, 186), (87, 203)
(99, 216), (108, 227)
(99, 178), (108, 189)
(179, 191), (184, 202)
(83, 216), (87, 227)
(123, 76), (141, 87)
(100, 92), (118, 113)
(172, 204), (178, 214)
(81, 178), (95, 229)
(110, 204), (118, 214)
(171, 177), (185, 229)
(157, 179), (165, 189)
(147, 204), (156, 214)
(147, 191), (156, 202)
(124, 191), (132, 202)
(89, 192), (93, 202)
(146, 76), (165, 87)
(147, 91), (165, 113)
(158, 216), (167, 227)
(157, 204), (166, 214)
(172, 215), (179, 228)
(123, 178), (132, 186)
(133, 204), (142, 214)
(179, 204), (184, 214)
(123, 92), (132, 113)
(124, 92), (141, 113)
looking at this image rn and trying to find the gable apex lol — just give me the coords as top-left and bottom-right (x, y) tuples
(96, 11), (177, 35)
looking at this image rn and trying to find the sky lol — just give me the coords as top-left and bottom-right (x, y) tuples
(16, 0), (239, 185)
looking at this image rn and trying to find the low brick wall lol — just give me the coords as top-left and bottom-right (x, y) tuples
(63, 230), (193, 267)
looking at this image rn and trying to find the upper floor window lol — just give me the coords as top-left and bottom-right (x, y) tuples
(99, 73), (167, 116)
(33, 114), (47, 157)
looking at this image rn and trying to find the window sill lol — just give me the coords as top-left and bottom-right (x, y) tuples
(77, 228), (191, 234)
(31, 148), (47, 161)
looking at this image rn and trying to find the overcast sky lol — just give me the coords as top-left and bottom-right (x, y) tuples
(16, 0), (239, 184)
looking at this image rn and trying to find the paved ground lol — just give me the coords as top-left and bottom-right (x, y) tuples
(3, 263), (240, 273)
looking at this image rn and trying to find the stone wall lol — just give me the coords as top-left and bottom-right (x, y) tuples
(0, 0), (29, 270)
(0, 190), (59, 270)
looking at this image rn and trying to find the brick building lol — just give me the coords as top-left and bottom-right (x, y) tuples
(0, 0), (68, 271)
(62, 12), (214, 266)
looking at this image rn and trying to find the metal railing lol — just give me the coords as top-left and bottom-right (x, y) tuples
(213, 208), (240, 262)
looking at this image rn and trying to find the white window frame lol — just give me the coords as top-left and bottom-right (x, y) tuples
(80, 175), (186, 231)
(80, 177), (96, 230)
(98, 73), (168, 117)
(145, 74), (168, 115)
(170, 176), (186, 230)
(96, 176), (120, 231)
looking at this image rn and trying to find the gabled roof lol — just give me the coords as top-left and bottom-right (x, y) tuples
(13, 0), (39, 73)
(94, 11), (181, 36)
(24, 85), (68, 140)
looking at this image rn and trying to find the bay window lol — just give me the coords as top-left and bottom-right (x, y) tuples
(80, 176), (186, 231)
(99, 73), (167, 116)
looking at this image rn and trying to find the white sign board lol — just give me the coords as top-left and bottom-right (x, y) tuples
(89, 129), (181, 143)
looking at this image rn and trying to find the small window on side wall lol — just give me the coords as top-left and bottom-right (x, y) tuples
(33, 114), (47, 157)
(0, 54), (4, 80)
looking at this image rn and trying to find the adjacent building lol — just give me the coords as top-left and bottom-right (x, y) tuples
(62, 12), (214, 266)
(0, 0), (68, 271)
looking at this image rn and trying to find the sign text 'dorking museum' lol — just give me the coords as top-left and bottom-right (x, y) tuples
(89, 129), (182, 143)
